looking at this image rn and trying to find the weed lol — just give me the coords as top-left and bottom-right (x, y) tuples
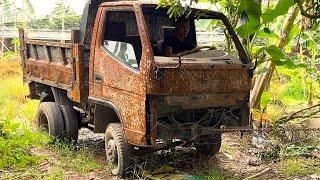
(280, 158), (320, 177)
(50, 141), (111, 174)
(220, 143), (236, 155)
(0, 57), (110, 178)
(43, 167), (65, 180)
(279, 79), (306, 102)
(0, 117), (50, 169)
(0, 56), (22, 78)
(206, 167), (229, 180)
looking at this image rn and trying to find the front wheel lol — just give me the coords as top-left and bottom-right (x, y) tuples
(105, 123), (132, 177)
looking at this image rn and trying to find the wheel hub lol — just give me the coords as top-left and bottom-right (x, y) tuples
(106, 139), (117, 164)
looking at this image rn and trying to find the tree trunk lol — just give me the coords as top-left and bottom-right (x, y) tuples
(250, 5), (300, 108)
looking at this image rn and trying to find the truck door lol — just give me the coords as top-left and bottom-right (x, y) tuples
(89, 6), (149, 146)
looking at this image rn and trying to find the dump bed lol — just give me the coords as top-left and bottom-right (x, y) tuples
(19, 29), (86, 104)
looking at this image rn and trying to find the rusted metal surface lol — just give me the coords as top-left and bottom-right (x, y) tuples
(146, 68), (251, 95)
(156, 93), (248, 109)
(88, 4), (151, 146)
(19, 29), (26, 69)
(68, 44), (83, 103)
(24, 59), (73, 88)
(68, 30), (84, 103)
(21, 30), (83, 103)
(22, 1), (252, 148)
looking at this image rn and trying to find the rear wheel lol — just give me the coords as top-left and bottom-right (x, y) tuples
(105, 123), (132, 177)
(36, 102), (64, 138)
(60, 105), (79, 141)
(194, 133), (222, 156)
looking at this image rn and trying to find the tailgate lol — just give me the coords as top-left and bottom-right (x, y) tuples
(19, 29), (84, 103)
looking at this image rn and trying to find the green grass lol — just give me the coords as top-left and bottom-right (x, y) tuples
(278, 79), (307, 103)
(0, 56), (110, 178)
(206, 167), (229, 180)
(0, 57), (49, 170)
(262, 66), (320, 123)
(50, 141), (111, 174)
(0, 118), (49, 169)
(280, 158), (320, 177)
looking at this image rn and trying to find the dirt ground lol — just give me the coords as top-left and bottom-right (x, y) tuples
(31, 129), (319, 180)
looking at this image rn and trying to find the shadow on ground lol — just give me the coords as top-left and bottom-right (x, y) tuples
(77, 128), (246, 179)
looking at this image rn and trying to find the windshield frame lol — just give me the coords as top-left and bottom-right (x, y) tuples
(141, 5), (249, 64)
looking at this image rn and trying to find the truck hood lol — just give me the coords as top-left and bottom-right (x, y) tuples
(154, 50), (242, 65)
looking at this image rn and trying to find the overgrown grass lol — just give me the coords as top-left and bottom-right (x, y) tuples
(279, 158), (320, 177)
(263, 66), (320, 122)
(50, 141), (111, 175)
(206, 167), (229, 180)
(0, 118), (49, 169)
(0, 55), (48, 170)
(278, 79), (306, 102)
(0, 56), (110, 178)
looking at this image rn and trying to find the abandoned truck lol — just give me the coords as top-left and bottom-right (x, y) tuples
(19, 0), (252, 177)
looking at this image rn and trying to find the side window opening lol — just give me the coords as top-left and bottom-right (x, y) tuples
(102, 10), (142, 70)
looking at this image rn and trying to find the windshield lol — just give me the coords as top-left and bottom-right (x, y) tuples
(142, 6), (247, 64)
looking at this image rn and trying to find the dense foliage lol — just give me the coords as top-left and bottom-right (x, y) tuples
(158, 0), (320, 109)
(1, 0), (81, 30)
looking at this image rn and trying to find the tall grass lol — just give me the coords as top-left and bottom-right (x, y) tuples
(0, 55), (49, 170)
(0, 55), (110, 178)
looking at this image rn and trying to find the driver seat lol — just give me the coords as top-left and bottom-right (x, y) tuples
(157, 26), (175, 56)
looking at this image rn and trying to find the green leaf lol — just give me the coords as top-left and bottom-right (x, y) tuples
(256, 28), (280, 41)
(236, 14), (261, 38)
(238, 0), (262, 16)
(238, 11), (249, 26)
(271, 59), (296, 68)
(261, 91), (271, 108)
(284, 23), (301, 46)
(253, 46), (297, 69)
(262, 0), (295, 23)
(265, 45), (286, 60)
(235, 0), (262, 39)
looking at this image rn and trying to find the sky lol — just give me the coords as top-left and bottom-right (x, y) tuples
(15, 0), (88, 17)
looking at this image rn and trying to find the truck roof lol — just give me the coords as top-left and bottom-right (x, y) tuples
(100, 1), (157, 7)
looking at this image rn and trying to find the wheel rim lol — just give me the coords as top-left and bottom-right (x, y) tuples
(39, 113), (49, 133)
(106, 138), (118, 164)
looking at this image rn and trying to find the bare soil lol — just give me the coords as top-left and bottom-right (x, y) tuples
(30, 129), (319, 180)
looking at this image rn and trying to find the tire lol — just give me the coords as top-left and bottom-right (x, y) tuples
(60, 105), (79, 142)
(194, 132), (222, 156)
(105, 123), (132, 177)
(36, 102), (65, 138)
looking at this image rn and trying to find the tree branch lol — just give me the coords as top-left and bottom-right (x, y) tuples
(277, 104), (320, 124)
(296, 0), (320, 19)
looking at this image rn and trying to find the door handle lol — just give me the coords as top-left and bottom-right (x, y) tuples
(94, 73), (103, 83)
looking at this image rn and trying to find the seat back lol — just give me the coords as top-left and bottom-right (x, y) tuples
(157, 26), (175, 56)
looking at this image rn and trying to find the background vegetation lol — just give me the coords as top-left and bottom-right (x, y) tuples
(0, 54), (109, 179)
(1, 0), (81, 30)
(159, 0), (320, 114)
(0, 0), (319, 179)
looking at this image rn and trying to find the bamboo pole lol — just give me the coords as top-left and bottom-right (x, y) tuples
(250, 5), (300, 108)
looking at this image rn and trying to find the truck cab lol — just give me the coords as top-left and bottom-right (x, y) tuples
(20, 1), (252, 177)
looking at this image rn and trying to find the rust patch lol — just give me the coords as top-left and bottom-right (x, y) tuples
(88, 5), (150, 146)
(146, 67), (251, 95)
(25, 59), (73, 89)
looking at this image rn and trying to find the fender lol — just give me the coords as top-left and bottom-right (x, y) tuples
(88, 97), (122, 122)
(88, 97), (123, 133)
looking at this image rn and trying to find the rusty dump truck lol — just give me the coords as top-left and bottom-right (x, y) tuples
(19, 0), (252, 177)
